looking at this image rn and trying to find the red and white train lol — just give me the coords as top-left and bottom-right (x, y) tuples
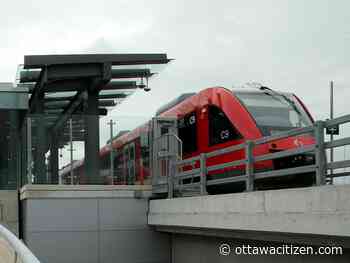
(60, 86), (315, 191)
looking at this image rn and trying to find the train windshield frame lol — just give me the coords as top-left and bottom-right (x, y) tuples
(234, 91), (313, 136)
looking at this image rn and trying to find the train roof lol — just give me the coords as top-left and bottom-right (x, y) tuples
(156, 87), (293, 118)
(155, 92), (196, 116)
(231, 87), (292, 96)
(106, 130), (130, 145)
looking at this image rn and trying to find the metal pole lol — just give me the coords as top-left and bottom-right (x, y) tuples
(245, 140), (254, 191)
(59, 148), (63, 185)
(27, 117), (32, 184)
(200, 153), (207, 195)
(70, 118), (74, 185)
(50, 135), (59, 185)
(108, 120), (116, 185)
(168, 159), (174, 198)
(315, 121), (326, 185)
(330, 80), (334, 183)
(344, 145), (346, 173)
(46, 156), (49, 184)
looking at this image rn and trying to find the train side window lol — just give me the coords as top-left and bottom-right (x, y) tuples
(178, 111), (197, 154)
(129, 144), (135, 160)
(141, 147), (150, 169)
(114, 151), (123, 171)
(208, 106), (242, 146)
(123, 146), (129, 178)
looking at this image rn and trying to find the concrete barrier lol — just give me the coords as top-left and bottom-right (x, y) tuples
(21, 184), (169, 263)
(149, 185), (350, 238)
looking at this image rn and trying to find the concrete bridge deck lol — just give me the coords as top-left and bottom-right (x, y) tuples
(148, 184), (350, 247)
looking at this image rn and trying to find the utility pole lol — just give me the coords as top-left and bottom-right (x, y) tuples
(330, 80), (334, 183)
(107, 120), (116, 185)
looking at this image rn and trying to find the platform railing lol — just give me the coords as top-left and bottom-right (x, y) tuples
(0, 224), (40, 263)
(153, 133), (183, 161)
(167, 114), (350, 198)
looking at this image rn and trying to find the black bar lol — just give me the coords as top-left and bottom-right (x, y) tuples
(20, 118), (27, 187)
(42, 80), (136, 93)
(98, 100), (116, 107)
(45, 100), (115, 109)
(50, 134), (59, 184)
(43, 79), (89, 93)
(7, 111), (19, 189)
(28, 69), (47, 112)
(33, 95), (47, 184)
(103, 81), (137, 90)
(19, 70), (41, 83)
(84, 89), (101, 184)
(111, 69), (152, 79)
(45, 96), (75, 102)
(24, 54), (169, 69)
(98, 94), (128, 99)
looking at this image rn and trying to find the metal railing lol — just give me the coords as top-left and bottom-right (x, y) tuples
(153, 133), (183, 161)
(0, 224), (40, 263)
(166, 114), (350, 198)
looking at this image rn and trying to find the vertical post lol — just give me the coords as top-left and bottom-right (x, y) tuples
(59, 148), (63, 185)
(69, 118), (74, 185)
(344, 145), (347, 173)
(84, 89), (101, 184)
(50, 134), (59, 184)
(20, 119), (27, 187)
(27, 117), (32, 184)
(329, 80), (334, 183)
(200, 153), (207, 195)
(245, 140), (254, 191)
(8, 110), (19, 189)
(108, 120), (116, 185)
(46, 155), (50, 184)
(168, 159), (174, 198)
(315, 120), (326, 185)
(34, 97), (48, 184)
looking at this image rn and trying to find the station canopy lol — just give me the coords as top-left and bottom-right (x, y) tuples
(16, 54), (172, 147)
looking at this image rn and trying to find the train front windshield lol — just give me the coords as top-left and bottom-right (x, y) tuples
(235, 91), (313, 136)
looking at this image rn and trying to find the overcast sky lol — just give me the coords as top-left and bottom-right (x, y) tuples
(1, 0), (349, 167)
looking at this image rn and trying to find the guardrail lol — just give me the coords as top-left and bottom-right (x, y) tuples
(153, 133), (183, 161)
(166, 114), (350, 198)
(0, 224), (40, 263)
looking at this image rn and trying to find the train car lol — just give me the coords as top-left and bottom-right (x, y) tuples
(100, 126), (151, 185)
(61, 86), (315, 191)
(59, 159), (85, 184)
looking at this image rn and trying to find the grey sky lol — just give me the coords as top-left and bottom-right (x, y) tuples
(1, 0), (349, 166)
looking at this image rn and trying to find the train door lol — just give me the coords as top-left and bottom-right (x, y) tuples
(206, 105), (244, 177)
(150, 117), (180, 191)
(123, 143), (136, 185)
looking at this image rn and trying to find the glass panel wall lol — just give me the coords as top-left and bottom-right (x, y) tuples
(0, 110), (22, 190)
(22, 113), (152, 186)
